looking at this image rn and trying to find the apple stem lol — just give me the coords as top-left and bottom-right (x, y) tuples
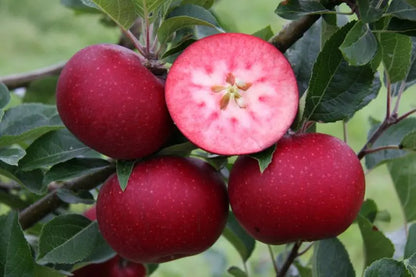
(342, 120), (348, 144)
(357, 72), (416, 160)
(296, 242), (314, 257)
(144, 15), (151, 57)
(267, 245), (279, 274)
(121, 28), (148, 59)
(276, 241), (302, 277)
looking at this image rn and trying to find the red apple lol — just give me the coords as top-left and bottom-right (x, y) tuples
(165, 33), (298, 155)
(228, 133), (365, 244)
(71, 255), (146, 277)
(56, 44), (172, 160)
(96, 156), (229, 263)
(71, 207), (146, 277)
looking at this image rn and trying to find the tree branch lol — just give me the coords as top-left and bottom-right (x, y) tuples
(19, 165), (115, 230)
(0, 62), (66, 90)
(269, 14), (321, 53)
(277, 241), (302, 277)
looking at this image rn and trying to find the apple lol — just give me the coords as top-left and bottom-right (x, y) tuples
(165, 33), (298, 156)
(71, 255), (146, 277)
(96, 156), (229, 263)
(228, 132), (365, 244)
(71, 206), (146, 277)
(56, 44), (172, 160)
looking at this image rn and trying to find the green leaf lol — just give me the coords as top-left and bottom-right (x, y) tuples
(400, 131), (416, 150)
(61, 0), (101, 13)
(388, 0), (416, 20)
(249, 144), (276, 173)
(286, 20), (321, 97)
(312, 238), (355, 277)
(357, 214), (395, 266)
(181, 0), (214, 8)
(56, 188), (94, 204)
(387, 153), (416, 222)
(252, 25), (274, 41)
(19, 129), (96, 171)
(406, 253), (416, 276)
(0, 161), (46, 194)
(0, 211), (34, 277)
(364, 258), (411, 277)
(146, 263), (159, 276)
(304, 22), (381, 122)
(0, 146), (26, 166)
(158, 4), (222, 45)
(133, 0), (172, 22)
(23, 76), (58, 104)
(0, 83), (10, 109)
(116, 159), (135, 191)
(405, 224), (416, 259)
(340, 20), (378, 66)
(37, 214), (102, 265)
(222, 212), (256, 262)
(365, 118), (416, 169)
(227, 266), (248, 277)
(321, 14), (339, 46)
(162, 38), (196, 59)
(360, 199), (378, 222)
(87, 0), (137, 29)
(387, 18), (416, 36)
(0, 103), (63, 147)
(357, 0), (389, 23)
(158, 16), (219, 44)
(391, 38), (416, 96)
(275, 0), (329, 20)
(156, 141), (197, 156)
(379, 33), (412, 83)
(43, 158), (111, 185)
(80, 235), (115, 264)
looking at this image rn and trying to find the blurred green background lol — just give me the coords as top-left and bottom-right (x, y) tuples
(0, 0), (414, 276)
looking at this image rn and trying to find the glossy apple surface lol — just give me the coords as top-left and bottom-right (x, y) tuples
(56, 44), (172, 159)
(228, 133), (365, 244)
(96, 156), (229, 263)
(71, 207), (146, 277)
(165, 33), (298, 155)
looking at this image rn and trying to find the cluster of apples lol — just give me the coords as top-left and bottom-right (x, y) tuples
(57, 33), (365, 272)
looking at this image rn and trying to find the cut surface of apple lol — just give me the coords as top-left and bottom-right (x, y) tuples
(165, 33), (298, 155)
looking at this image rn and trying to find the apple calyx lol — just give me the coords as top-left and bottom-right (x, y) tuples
(211, 72), (252, 109)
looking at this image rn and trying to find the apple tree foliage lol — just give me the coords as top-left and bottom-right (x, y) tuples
(0, 0), (416, 276)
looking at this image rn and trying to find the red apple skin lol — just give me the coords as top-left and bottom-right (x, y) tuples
(71, 256), (146, 277)
(228, 133), (365, 245)
(71, 207), (146, 277)
(96, 156), (229, 263)
(56, 44), (172, 160)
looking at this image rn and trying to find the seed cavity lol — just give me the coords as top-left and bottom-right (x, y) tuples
(211, 72), (252, 110)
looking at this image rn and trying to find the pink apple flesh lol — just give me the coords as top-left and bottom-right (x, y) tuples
(228, 133), (365, 244)
(165, 33), (298, 155)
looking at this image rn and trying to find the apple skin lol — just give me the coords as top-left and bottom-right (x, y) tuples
(71, 255), (146, 277)
(96, 156), (229, 263)
(228, 133), (365, 244)
(71, 206), (146, 277)
(56, 44), (172, 160)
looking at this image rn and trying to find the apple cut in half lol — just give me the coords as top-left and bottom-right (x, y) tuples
(165, 33), (299, 155)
